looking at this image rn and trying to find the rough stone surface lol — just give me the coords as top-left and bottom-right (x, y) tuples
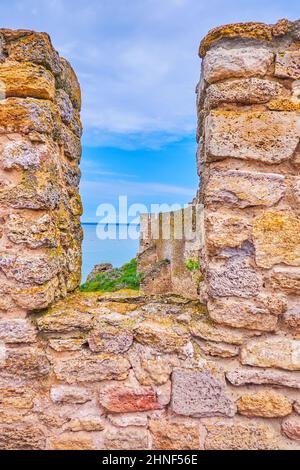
(205, 111), (300, 164)
(207, 258), (262, 299)
(171, 369), (236, 418)
(241, 338), (300, 371)
(54, 352), (131, 383)
(104, 427), (148, 450)
(205, 78), (284, 108)
(0, 319), (36, 343)
(50, 385), (91, 404)
(0, 424), (46, 450)
(205, 170), (286, 208)
(226, 368), (300, 389)
(208, 298), (279, 331)
(99, 385), (162, 413)
(0, 62), (55, 100)
(149, 420), (200, 450)
(204, 422), (279, 450)
(190, 317), (245, 344)
(203, 46), (274, 84)
(275, 51), (300, 79)
(253, 211), (300, 269)
(237, 391), (292, 417)
(282, 417), (300, 441)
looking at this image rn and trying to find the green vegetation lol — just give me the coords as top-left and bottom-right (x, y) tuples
(80, 258), (142, 293)
(185, 258), (200, 272)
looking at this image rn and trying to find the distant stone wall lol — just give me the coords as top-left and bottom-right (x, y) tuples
(0, 29), (82, 318)
(138, 206), (202, 299)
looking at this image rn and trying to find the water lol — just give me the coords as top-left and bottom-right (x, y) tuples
(81, 224), (140, 282)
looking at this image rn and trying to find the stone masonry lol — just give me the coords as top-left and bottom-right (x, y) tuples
(1, 21), (300, 450)
(0, 29), (83, 318)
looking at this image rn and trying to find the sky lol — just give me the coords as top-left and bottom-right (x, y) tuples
(1, 0), (299, 221)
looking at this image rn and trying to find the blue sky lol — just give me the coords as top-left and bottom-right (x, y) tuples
(1, 0), (299, 221)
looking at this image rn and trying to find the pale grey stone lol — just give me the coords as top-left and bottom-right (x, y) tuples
(203, 46), (274, 84)
(226, 367), (300, 389)
(171, 368), (236, 417)
(206, 78), (283, 108)
(207, 258), (262, 299)
(205, 111), (300, 164)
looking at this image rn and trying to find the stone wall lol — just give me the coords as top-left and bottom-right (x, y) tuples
(1, 22), (300, 451)
(0, 28), (83, 318)
(138, 206), (202, 299)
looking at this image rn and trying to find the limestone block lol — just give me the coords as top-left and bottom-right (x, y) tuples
(58, 123), (82, 161)
(270, 267), (300, 294)
(0, 424), (46, 450)
(203, 46), (273, 83)
(54, 352), (130, 383)
(0, 252), (61, 285)
(99, 384), (162, 413)
(204, 422), (278, 450)
(0, 319), (36, 343)
(207, 298), (279, 331)
(241, 337), (300, 370)
(171, 368), (236, 418)
(189, 317), (245, 344)
(227, 367), (300, 389)
(283, 309), (300, 333)
(135, 318), (189, 353)
(6, 213), (58, 248)
(1, 137), (49, 170)
(37, 307), (93, 333)
(275, 51), (300, 79)
(149, 420), (200, 450)
(0, 347), (50, 382)
(205, 170), (286, 208)
(207, 258), (262, 299)
(7, 32), (61, 75)
(57, 57), (81, 110)
(0, 386), (35, 409)
(205, 211), (251, 254)
(66, 418), (104, 432)
(205, 111), (300, 164)
(48, 338), (86, 352)
(55, 89), (74, 124)
(253, 211), (300, 268)
(199, 21), (274, 57)
(206, 78), (284, 108)
(0, 62), (55, 100)
(50, 385), (91, 404)
(104, 427), (148, 450)
(50, 435), (95, 450)
(108, 413), (148, 427)
(203, 341), (240, 358)
(88, 326), (134, 354)
(13, 277), (59, 310)
(237, 391), (292, 417)
(1, 176), (60, 210)
(282, 417), (300, 441)
(0, 98), (54, 135)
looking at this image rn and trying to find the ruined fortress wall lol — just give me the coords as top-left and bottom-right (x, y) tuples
(198, 19), (300, 361)
(138, 207), (202, 298)
(0, 29), (83, 319)
(1, 22), (300, 451)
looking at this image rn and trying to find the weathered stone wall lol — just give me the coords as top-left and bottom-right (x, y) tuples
(138, 207), (202, 299)
(1, 22), (300, 451)
(0, 29), (83, 318)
